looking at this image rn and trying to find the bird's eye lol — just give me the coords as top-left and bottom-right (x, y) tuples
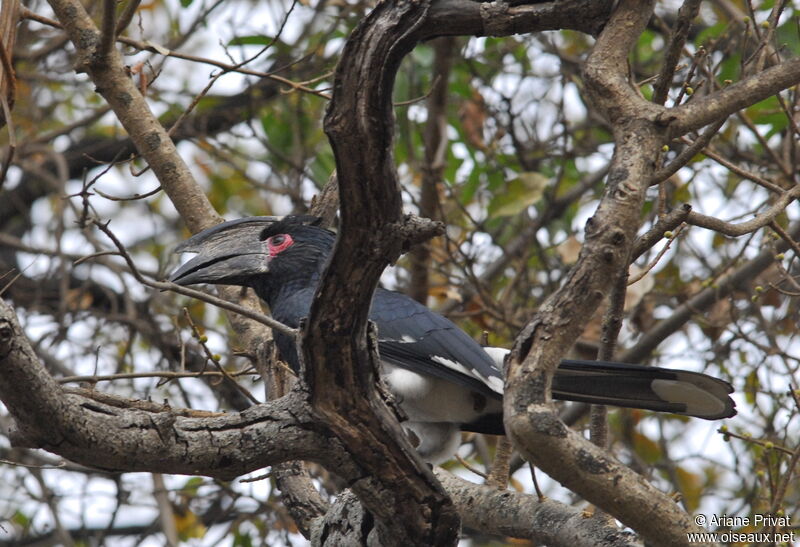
(266, 234), (293, 257)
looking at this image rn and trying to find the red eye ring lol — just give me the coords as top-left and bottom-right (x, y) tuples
(267, 234), (293, 257)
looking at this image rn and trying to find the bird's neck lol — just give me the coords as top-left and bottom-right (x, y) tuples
(255, 274), (319, 328)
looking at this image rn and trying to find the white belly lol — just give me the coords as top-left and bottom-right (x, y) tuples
(381, 362), (502, 463)
(381, 362), (501, 423)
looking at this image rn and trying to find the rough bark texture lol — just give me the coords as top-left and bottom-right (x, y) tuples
(436, 470), (643, 547)
(314, 2), (458, 544)
(0, 297), (636, 545)
(502, 1), (723, 546)
(0, 299), (333, 479)
(6, 0), (800, 545)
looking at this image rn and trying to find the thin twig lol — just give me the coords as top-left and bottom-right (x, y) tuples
(529, 462), (545, 502)
(652, 0), (702, 105)
(115, 0), (140, 35)
(394, 74), (442, 106)
(651, 118), (727, 185)
(90, 219), (297, 337)
(93, 184), (163, 202)
(718, 427), (794, 456)
(58, 369), (257, 384)
(181, 307), (259, 404)
(18, 8), (330, 100)
(455, 454), (488, 479)
(98, 0), (116, 59)
(628, 223), (686, 285)
(769, 220), (800, 258)
(768, 386), (800, 515)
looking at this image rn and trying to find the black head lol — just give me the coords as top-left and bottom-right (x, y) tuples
(169, 216), (335, 293)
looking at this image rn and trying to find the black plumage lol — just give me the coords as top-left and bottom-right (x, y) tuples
(170, 216), (736, 462)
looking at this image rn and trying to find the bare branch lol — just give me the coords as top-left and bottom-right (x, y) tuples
(44, 0), (221, 233)
(114, 0), (140, 35)
(666, 57), (800, 138)
(651, 118), (727, 185)
(0, 298), (327, 479)
(424, 0), (613, 38)
(505, 1), (716, 545)
(316, 1), (457, 542)
(621, 220), (800, 363)
(685, 185), (800, 237)
(581, 0), (663, 123)
(652, 0), (703, 105)
(98, 0), (117, 60)
(436, 469), (644, 547)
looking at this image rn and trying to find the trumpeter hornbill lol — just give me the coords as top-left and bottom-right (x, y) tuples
(170, 215), (736, 462)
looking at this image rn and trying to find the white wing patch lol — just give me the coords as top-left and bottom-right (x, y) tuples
(383, 334), (420, 343)
(486, 375), (504, 393)
(432, 355), (504, 395)
(482, 346), (509, 368)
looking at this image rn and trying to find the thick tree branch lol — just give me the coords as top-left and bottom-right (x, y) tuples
(435, 470), (643, 547)
(19, 2), (796, 545)
(313, 1), (458, 544)
(581, 0), (664, 123)
(0, 298), (340, 480)
(665, 57), (800, 138)
(504, 1), (716, 545)
(1, 296), (644, 545)
(423, 0), (613, 38)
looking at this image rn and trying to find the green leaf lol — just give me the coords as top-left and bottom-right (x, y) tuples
(180, 476), (205, 497)
(744, 369), (759, 405)
(12, 510), (31, 527)
(233, 531), (254, 547)
(695, 21), (729, 46)
(460, 169), (482, 204)
(717, 52), (742, 84)
(488, 172), (548, 217)
(228, 35), (273, 47)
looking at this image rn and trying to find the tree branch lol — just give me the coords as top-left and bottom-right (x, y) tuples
(423, 0), (613, 38)
(436, 469), (644, 546)
(685, 185), (800, 237)
(44, 0), (221, 233)
(621, 219), (800, 364)
(665, 57), (800, 138)
(313, 1), (459, 544)
(2, 294), (649, 545)
(651, 0), (702, 105)
(504, 1), (716, 545)
(0, 298), (336, 480)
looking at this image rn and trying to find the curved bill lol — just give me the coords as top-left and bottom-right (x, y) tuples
(169, 216), (281, 286)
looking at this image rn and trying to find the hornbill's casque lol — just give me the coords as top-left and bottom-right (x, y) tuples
(170, 216), (736, 462)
